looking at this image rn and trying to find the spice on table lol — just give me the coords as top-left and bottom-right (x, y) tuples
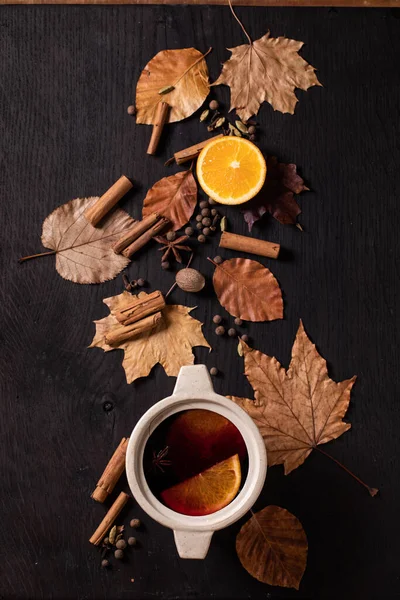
(161, 261), (170, 270)
(91, 438), (129, 503)
(197, 234), (206, 243)
(128, 537), (137, 546)
(234, 317), (243, 326)
(196, 222), (203, 230)
(114, 290), (166, 326)
(201, 208), (211, 217)
(196, 214), (203, 222)
(136, 278), (146, 287)
(200, 109), (209, 122)
(248, 125), (256, 135)
(121, 217), (170, 259)
(208, 197), (216, 205)
(228, 328), (236, 337)
(249, 134), (256, 142)
(101, 559), (110, 568)
(219, 231), (280, 260)
(209, 99), (219, 110)
(112, 213), (160, 255)
(220, 216), (228, 231)
(172, 134), (223, 165)
(155, 234), (191, 264)
(105, 312), (163, 346)
(210, 367), (218, 376)
(199, 200), (209, 209)
(116, 539), (127, 550)
(202, 217), (211, 227)
(114, 549), (124, 560)
(147, 101), (170, 155)
(213, 315), (222, 324)
(185, 226), (194, 236)
(211, 208), (218, 216)
(89, 492), (130, 546)
(84, 175), (133, 227)
(175, 268), (205, 293)
(213, 256), (223, 264)
(130, 519), (141, 529)
(203, 228), (211, 236)
(215, 326), (225, 336)
(127, 105), (136, 116)
(166, 231), (176, 242)
(241, 334), (249, 342)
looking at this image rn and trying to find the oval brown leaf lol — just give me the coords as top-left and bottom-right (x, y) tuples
(212, 257), (283, 322)
(41, 197), (135, 284)
(136, 48), (210, 125)
(142, 171), (197, 231)
(236, 506), (308, 590)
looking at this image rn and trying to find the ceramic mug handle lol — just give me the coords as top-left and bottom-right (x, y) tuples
(173, 365), (214, 396)
(173, 530), (214, 559)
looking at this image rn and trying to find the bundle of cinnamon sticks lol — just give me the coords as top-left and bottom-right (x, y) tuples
(112, 213), (170, 258)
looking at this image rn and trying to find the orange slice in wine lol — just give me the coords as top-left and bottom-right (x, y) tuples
(160, 454), (241, 516)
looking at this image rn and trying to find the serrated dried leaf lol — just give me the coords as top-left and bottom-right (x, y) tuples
(220, 216), (227, 231)
(200, 109), (210, 122)
(158, 85), (175, 95)
(89, 291), (211, 383)
(136, 48), (210, 124)
(109, 525), (117, 545)
(236, 506), (307, 589)
(235, 120), (248, 134)
(37, 197), (135, 284)
(211, 258), (283, 322)
(142, 170), (197, 231)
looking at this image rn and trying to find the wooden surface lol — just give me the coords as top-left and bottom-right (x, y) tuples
(4, 0), (400, 7)
(1, 6), (399, 600)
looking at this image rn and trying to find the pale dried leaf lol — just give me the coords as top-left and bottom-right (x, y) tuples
(214, 32), (321, 121)
(136, 48), (210, 125)
(89, 292), (210, 383)
(229, 321), (356, 473)
(41, 197), (135, 284)
(212, 257), (283, 322)
(236, 506), (307, 589)
(142, 171), (197, 231)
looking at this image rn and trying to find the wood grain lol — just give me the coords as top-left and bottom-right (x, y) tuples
(3, 0), (399, 5)
(0, 5), (399, 600)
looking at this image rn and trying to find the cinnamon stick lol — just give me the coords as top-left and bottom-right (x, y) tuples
(84, 175), (133, 227)
(219, 231), (280, 259)
(122, 217), (170, 258)
(105, 312), (163, 346)
(173, 134), (224, 165)
(89, 492), (130, 546)
(112, 213), (160, 254)
(114, 290), (165, 325)
(91, 438), (129, 503)
(147, 102), (170, 155)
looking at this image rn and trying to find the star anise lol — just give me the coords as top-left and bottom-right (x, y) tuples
(152, 446), (172, 473)
(154, 235), (191, 263)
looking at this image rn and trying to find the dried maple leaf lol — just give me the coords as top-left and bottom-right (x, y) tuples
(236, 506), (308, 589)
(19, 197), (135, 284)
(242, 157), (309, 231)
(89, 291), (210, 383)
(142, 170), (197, 231)
(210, 257), (283, 322)
(136, 48), (211, 125)
(213, 3), (321, 121)
(229, 321), (357, 474)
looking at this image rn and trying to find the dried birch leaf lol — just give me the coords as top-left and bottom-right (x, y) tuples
(142, 171), (197, 231)
(136, 48), (210, 124)
(36, 197), (135, 284)
(89, 291), (210, 383)
(211, 257), (283, 322)
(242, 157), (309, 231)
(229, 321), (357, 474)
(236, 506), (307, 589)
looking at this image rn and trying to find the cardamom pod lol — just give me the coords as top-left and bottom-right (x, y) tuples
(158, 85), (175, 95)
(116, 533), (123, 542)
(200, 109), (209, 122)
(235, 120), (248, 134)
(220, 216), (227, 231)
(237, 341), (244, 357)
(233, 128), (242, 137)
(214, 117), (226, 129)
(109, 525), (117, 545)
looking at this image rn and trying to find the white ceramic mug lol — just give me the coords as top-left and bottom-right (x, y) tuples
(126, 364), (267, 559)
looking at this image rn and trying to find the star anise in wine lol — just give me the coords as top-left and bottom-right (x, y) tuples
(154, 235), (191, 264)
(152, 446), (172, 473)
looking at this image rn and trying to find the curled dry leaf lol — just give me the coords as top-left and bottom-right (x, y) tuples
(236, 506), (308, 589)
(136, 48), (210, 125)
(36, 197), (135, 284)
(211, 257), (283, 322)
(142, 170), (197, 231)
(89, 291), (210, 383)
(242, 157), (309, 231)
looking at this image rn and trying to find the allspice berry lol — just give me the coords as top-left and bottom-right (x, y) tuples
(137, 278), (146, 287)
(202, 217), (211, 227)
(249, 134), (256, 142)
(215, 326), (225, 336)
(103, 537), (109, 545)
(211, 208), (218, 216)
(202, 227), (211, 236)
(114, 549), (124, 560)
(197, 234), (206, 243)
(209, 100), (219, 110)
(166, 231), (176, 242)
(161, 261), (170, 270)
(234, 318), (243, 326)
(241, 334), (249, 343)
(228, 328), (236, 337)
(213, 256), (223, 264)
(196, 222), (203, 230)
(199, 200), (209, 209)
(201, 208), (211, 217)
(116, 539), (127, 550)
(101, 559), (110, 568)
(248, 125), (257, 135)
(196, 214), (203, 222)
(210, 367), (218, 376)
(128, 537), (137, 547)
(213, 315), (222, 324)
(185, 226), (194, 236)
(208, 197), (216, 205)
(127, 105), (136, 116)
(130, 518), (141, 529)
(176, 268), (205, 293)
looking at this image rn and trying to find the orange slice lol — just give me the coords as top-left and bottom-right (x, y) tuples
(160, 454), (241, 516)
(196, 137), (267, 205)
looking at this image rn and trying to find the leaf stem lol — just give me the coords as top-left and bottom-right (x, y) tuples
(316, 447), (378, 497)
(228, 0), (252, 45)
(206, 256), (218, 268)
(18, 250), (56, 263)
(173, 47), (213, 87)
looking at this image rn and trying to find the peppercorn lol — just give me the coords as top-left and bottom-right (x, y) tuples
(130, 518), (141, 529)
(213, 256), (223, 264)
(215, 326), (225, 336)
(248, 125), (257, 134)
(202, 217), (211, 227)
(201, 208), (211, 217)
(103, 537), (109, 545)
(202, 227), (211, 236)
(234, 317), (243, 326)
(128, 537), (137, 546)
(211, 208), (218, 216)
(241, 334), (249, 343)
(249, 134), (256, 142)
(199, 200), (209, 209)
(101, 559), (110, 568)
(209, 100), (219, 111)
(137, 278), (146, 287)
(114, 549), (124, 560)
(208, 197), (216, 205)
(161, 261), (170, 270)
(213, 315), (222, 324)
(185, 226), (194, 236)
(166, 231), (176, 242)
(196, 214), (203, 222)
(127, 105), (136, 116)
(116, 539), (127, 550)
(210, 367), (218, 376)
(197, 234), (206, 243)
(196, 222), (203, 230)
(228, 328), (236, 337)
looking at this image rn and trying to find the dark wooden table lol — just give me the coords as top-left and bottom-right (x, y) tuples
(1, 6), (399, 599)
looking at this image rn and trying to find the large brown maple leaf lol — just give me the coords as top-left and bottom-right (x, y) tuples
(229, 321), (356, 474)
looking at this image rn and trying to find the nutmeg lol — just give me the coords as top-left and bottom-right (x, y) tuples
(175, 268), (205, 293)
